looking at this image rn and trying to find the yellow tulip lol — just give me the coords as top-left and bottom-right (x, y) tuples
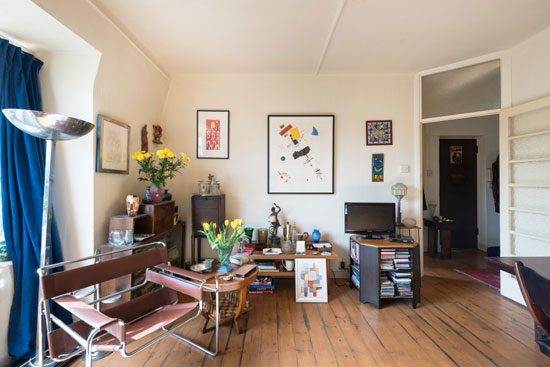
(225, 219), (229, 226)
(237, 218), (243, 226)
(238, 228), (243, 233)
(203, 222), (210, 231)
(231, 220), (237, 229)
(217, 233), (222, 240)
(212, 223), (217, 229)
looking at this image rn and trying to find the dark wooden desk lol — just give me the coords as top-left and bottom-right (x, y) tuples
(424, 219), (456, 259)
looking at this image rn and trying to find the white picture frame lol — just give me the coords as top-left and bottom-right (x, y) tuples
(197, 110), (229, 159)
(268, 115), (334, 194)
(295, 258), (328, 303)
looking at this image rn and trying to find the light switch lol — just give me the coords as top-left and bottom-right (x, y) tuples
(400, 164), (409, 173)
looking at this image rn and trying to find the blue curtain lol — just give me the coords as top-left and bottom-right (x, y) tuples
(0, 38), (70, 360)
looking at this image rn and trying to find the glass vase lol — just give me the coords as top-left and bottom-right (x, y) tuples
(150, 183), (164, 203)
(216, 246), (234, 273)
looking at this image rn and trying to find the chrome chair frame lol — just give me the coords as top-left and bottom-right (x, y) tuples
(35, 241), (220, 367)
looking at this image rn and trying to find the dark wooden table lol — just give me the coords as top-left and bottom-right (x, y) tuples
(424, 219), (456, 259)
(486, 256), (550, 279)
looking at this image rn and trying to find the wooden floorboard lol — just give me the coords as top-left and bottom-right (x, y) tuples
(70, 250), (550, 367)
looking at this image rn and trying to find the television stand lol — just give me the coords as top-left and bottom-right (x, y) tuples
(357, 234), (384, 240)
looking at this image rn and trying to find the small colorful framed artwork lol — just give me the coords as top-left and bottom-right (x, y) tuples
(197, 110), (230, 159)
(372, 153), (384, 182)
(366, 120), (392, 145)
(295, 258), (328, 303)
(450, 146), (463, 164)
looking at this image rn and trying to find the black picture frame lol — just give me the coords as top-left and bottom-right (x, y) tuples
(267, 114), (335, 194)
(196, 110), (230, 159)
(96, 114), (130, 174)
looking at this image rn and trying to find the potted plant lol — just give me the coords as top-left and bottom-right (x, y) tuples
(199, 219), (246, 273)
(132, 148), (190, 203)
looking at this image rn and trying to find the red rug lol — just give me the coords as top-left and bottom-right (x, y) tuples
(454, 268), (500, 290)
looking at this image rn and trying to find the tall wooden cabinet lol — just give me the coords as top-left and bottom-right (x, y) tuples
(191, 194), (225, 263)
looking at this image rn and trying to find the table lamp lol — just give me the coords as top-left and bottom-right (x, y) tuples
(2, 109), (94, 367)
(391, 182), (408, 226)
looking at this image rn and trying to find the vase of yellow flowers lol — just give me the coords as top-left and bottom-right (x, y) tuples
(132, 148), (191, 203)
(199, 219), (246, 273)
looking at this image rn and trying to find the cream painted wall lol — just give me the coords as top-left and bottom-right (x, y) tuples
(501, 27), (550, 303)
(39, 51), (100, 263)
(162, 75), (417, 274)
(33, 0), (171, 250)
(422, 115), (500, 251)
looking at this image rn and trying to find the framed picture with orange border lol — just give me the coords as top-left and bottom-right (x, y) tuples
(366, 120), (392, 146)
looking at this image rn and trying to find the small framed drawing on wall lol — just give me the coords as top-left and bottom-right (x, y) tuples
(366, 120), (392, 145)
(295, 258), (328, 303)
(197, 110), (230, 159)
(96, 114), (130, 174)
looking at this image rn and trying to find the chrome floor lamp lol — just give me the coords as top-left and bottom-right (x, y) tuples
(1, 109), (94, 367)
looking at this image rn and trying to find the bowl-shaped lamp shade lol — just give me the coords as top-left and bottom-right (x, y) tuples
(2, 109), (94, 141)
(391, 182), (408, 199)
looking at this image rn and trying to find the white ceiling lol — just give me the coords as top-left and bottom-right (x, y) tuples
(0, 0), (95, 54)
(93, 0), (550, 75)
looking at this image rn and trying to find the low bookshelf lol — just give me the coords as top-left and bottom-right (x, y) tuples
(349, 235), (420, 309)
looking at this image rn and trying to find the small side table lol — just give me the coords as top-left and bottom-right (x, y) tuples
(424, 219), (456, 259)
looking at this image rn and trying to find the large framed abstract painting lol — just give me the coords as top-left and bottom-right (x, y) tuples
(366, 120), (392, 145)
(268, 115), (334, 194)
(295, 258), (328, 303)
(197, 110), (230, 159)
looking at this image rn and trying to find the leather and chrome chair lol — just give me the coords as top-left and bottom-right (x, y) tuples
(37, 242), (220, 367)
(514, 261), (550, 356)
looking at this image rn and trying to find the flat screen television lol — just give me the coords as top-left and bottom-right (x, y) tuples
(344, 202), (395, 237)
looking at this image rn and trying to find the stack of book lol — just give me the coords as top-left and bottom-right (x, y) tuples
(390, 272), (413, 296)
(380, 275), (395, 298)
(254, 260), (278, 272)
(380, 249), (396, 270)
(249, 276), (275, 294)
(393, 249), (411, 269)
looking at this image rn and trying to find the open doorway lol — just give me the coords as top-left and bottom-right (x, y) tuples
(422, 115), (500, 257)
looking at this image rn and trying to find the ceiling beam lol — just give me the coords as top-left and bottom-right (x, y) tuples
(315, 0), (347, 76)
(87, 0), (170, 79)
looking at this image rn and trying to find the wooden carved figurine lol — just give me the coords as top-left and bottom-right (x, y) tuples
(152, 124), (163, 144)
(141, 125), (148, 152)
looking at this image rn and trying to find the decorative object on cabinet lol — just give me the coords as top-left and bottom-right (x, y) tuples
(197, 110), (230, 159)
(372, 153), (384, 182)
(391, 182), (408, 225)
(126, 194), (140, 217)
(132, 147), (190, 203)
(199, 219), (246, 273)
(295, 258), (328, 303)
(192, 194), (225, 263)
(349, 235), (420, 309)
(256, 228), (269, 250)
(164, 189), (172, 201)
(141, 124), (148, 152)
(2, 109), (95, 364)
(268, 203), (282, 247)
(366, 120), (392, 145)
(311, 229), (321, 243)
(152, 124), (163, 144)
(268, 114), (334, 194)
(143, 185), (153, 204)
(96, 114), (130, 174)
(139, 200), (175, 234)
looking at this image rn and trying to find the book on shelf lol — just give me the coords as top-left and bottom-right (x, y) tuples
(380, 259), (394, 270)
(249, 290), (274, 295)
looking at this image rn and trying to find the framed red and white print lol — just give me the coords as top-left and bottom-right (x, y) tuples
(197, 110), (229, 159)
(366, 120), (392, 146)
